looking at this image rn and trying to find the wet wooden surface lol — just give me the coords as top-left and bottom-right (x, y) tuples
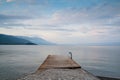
(37, 55), (81, 71)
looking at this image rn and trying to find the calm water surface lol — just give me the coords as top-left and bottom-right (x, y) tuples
(0, 45), (120, 80)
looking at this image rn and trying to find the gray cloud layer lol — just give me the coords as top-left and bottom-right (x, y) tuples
(0, 0), (120, 43)
(0, 14), (31, 20)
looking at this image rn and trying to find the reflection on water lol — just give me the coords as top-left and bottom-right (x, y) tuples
(0, 45), (120, 80)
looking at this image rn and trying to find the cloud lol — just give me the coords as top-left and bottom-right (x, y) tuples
(51, 4), (120, 26)
(0, 14), (31, 20)
(0, 0), (120, 44)
(4, 3), (119, 34)
(0, 14), (32, 28)
(6, 0), (14, 2)
(7, 0), (48, 5)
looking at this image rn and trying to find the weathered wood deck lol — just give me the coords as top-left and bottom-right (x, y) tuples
(37, 55), (81, 70)
(18, 55), (100, 80)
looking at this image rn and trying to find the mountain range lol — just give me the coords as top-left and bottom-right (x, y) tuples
(0, 34), (120, 46)
(0, 34), (54, 45)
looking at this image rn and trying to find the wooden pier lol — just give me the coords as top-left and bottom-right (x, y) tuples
(37, 55), (81, 71)
(18, 55), (100, 80)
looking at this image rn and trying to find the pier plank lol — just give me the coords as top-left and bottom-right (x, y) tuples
(37, 55), (81, 71)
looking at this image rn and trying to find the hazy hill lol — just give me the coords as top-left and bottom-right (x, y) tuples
(0, 34), (55, 45)
(0, 34), (36, 45)
(19, 36), (55, 45)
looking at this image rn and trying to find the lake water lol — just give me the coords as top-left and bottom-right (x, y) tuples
(0, 45), (120, 80)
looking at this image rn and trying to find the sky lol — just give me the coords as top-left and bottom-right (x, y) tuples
(0, 0), (120, 44)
